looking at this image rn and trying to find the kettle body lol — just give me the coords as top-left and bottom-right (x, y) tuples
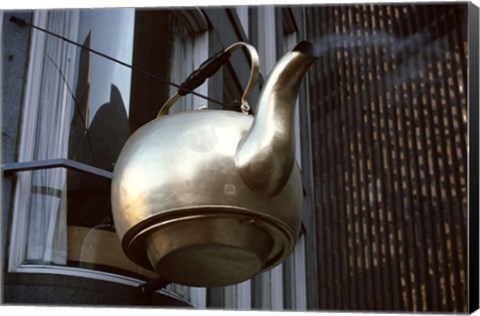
(111, 109), (302, 287)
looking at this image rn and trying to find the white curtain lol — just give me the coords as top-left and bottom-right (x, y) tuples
(25, 11), (80, 264)
(168, 14), (195, 114)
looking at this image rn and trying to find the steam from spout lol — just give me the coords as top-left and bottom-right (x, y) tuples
(311, 29), (431, 59)
(309, 29), (449, 105)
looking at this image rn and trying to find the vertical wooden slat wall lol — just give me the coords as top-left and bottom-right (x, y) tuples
(305, 4), (468, 312)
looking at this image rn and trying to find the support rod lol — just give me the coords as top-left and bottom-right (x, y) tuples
(2, 158), (113, 179)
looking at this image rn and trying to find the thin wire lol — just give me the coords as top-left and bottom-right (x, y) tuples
(10, 16), (231, 109)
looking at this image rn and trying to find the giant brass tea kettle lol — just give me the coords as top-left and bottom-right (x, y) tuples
(111, 41), (316, 287)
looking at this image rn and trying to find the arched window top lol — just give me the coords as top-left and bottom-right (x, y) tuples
(172, 8), (209, 33)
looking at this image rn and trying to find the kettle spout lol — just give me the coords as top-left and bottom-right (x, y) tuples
(236, 41), (316, 196)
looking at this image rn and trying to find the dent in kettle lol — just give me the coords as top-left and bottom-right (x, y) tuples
(224, 184), (237, 195)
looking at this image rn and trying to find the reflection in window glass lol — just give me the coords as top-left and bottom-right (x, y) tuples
(69, 9), (134, 171)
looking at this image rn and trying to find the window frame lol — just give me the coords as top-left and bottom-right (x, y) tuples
(8, 10), (76, 273)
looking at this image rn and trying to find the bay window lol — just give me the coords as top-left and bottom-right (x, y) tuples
(7, 7), (209, 305)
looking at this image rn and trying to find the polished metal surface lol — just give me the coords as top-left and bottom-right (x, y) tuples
(111, 41), (316, 287)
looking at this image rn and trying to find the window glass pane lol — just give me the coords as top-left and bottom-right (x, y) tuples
(69, 8), (134, 170)
(19, 8), (199, 283)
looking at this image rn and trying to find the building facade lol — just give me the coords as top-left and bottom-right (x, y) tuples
(306, 3), (472, 313)
(1, 3), (478, 313)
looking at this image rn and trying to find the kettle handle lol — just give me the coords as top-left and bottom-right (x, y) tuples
(157, 42), (260, 117)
